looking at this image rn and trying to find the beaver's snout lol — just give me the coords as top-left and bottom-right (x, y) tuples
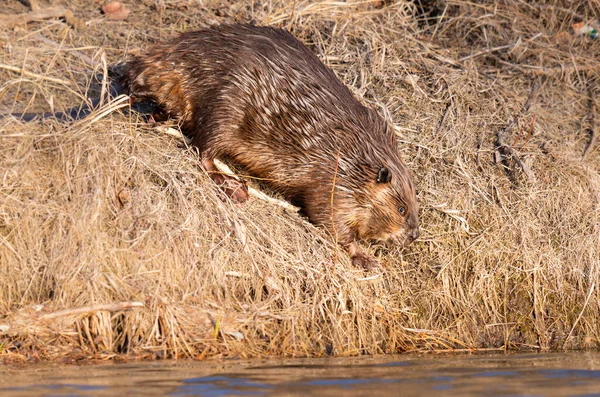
(387, 225), (419, 247)
(407, 228), (420, 244)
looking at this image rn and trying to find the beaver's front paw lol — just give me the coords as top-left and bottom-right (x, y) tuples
(221, 178), (250, 203)
(351, 252), (381, 270)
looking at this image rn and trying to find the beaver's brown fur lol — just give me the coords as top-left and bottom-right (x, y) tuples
(118, 24), (419, 269)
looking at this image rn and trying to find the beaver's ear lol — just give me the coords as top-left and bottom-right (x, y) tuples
(377, 167), (392, 184)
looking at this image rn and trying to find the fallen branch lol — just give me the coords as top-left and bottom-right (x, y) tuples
(0, 63), (71, 86)
(0, 7), (83, 30)
(39, 301), (144, 320)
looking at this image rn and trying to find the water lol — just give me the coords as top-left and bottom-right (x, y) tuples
(2, 353), (600, 396)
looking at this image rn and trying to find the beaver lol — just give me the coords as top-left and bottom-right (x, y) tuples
(8, 24), (419, 269)
(116, 24), (420, 269)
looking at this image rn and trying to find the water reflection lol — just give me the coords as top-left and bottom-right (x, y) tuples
(2, 353), (600, 396)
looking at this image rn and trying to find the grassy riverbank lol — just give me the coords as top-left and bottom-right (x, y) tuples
(1, 0), (599, 361)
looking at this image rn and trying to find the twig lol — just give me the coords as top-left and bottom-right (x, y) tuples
(495, 79), (539, 182)
(518, 79), (540, 115)
(99, 51), (109, 106)
(158, 126), (192, 143)
(39, 301), (144, 320)
(0, 63), (71, 86)
(0, 7), (81, 29)
(518, 114), (536, 150)
(460, 43), (517, 62)
(583, 84), (597, 160)
(512, 114), (536, 148)
(434, 101), (451, 136)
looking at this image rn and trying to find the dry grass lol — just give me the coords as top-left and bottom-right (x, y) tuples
(1, 0), (599, 361)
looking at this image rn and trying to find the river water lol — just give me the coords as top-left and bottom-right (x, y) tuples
(1, 353), (600, 396)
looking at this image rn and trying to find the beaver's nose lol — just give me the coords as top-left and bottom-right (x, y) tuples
(407, 228), (420, 243)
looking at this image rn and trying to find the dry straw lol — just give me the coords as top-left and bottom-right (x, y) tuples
(0, 0), (599, 361)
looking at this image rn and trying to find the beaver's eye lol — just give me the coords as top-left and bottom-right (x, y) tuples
(399, 206), (406, 215)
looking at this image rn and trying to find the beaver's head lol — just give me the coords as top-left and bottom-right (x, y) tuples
(347, 162), (419, 247)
